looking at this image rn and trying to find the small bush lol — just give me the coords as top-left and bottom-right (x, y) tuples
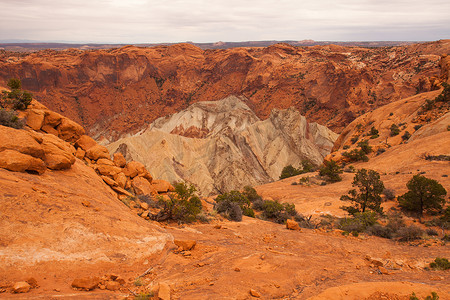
(426, 228), (438, 236)
(414, 124), (423, 131)
(319, 159), (342, 183)
(215, 190), (253, 221)
(156, 182), (202, 222)
(369, 126), (379, 138)
(397, 225), (423, 241)
(386, 213), (406, 232)
(434, 82), (450, 103)
(367, 224), (394, 239)
(0, 109), (23, 129)
(339, 212), (378, 233)
(255, 200), (297, 224)
(390, 124), (400, 136)
(350, 136), (359, 144)
(342, 149), (369, 162)
(429, 257), (450, 270)
(2, 78), (32, 110)
(252, 199), (264, 211)
(383, 188), (396, 200)
(402, 131), (411, 141)
(279, 165), (302, 179)
(242, 186), (262, 203)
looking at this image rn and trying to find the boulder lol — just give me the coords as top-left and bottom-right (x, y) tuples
(158, 283), (171, 300)
(123, 161), (147, 178)
(43, 110), (63, 127)
(105, 280), (121, 291)
(25, 277), (38, 288)
(97, 158), (115, 166)
(11, 281), (31, 293)
(57, 117), (85, 142)
(174, 240), (196, 251)
(41, 134), (76, 170)
(113, 152), (127, 168)
(250, 289), (261, 298)
(286, 219), (301, 231)
(0, 125), (45, 159)
(26, 109), (45, 130)
(96, 164), (122, 177)
(41, 124), (59, 136)
(140, 202), (149, 210)
(0, 150), (46, 174)
(75, 135), (98, 152)
(86, 145), (110, 160)
(101, 175), (118, 187)
(132, 176), (156, 195)
(75, 147), (85, 159)
(71, 277), (100, 291)
(111, 186), (133, 197)
(151, 179), (175, 193)
(113, 172), (127, 188)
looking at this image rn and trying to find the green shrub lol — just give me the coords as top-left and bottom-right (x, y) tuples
(279, 165), (302, 179)
(1, 78), (32, 110)
(402, 131), (411, 141)
(255, 200), (297, 224)
(369, 126), (379, 139)
(390, 124), (400, 136)
(339, 212), (378, 233)
(156, 182), (202, 222)
(215, 190), (253, 221)
(242, 186), (262, 202)
(414, 124), (423, 131)
(342, 149), (369, 162)
(0, 108), (23, 129)
(429, 257), (450, 270)
(319, 159), (342, 183)
(410, 291), (439, 300)
(435, 82), (450, 102)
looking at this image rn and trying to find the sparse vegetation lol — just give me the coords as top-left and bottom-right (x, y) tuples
(429, 257), (450, 270)
(254, 199), (297, 224)
(156, 182), (202, 222)
(390, 124), (400, 136)
(398, 175), (447, 217)
(402, 131), (411, 141)
(410, 291), (439, 300)
(215, 190), (253, 221)
(319, 160), (342, 183)
(279, 160), (315, 179)
(382, 188), (395, 200)
(340, 169), (384, 215)
(397, 225), (424, 241)
(339, 211), (378, 234)
(1, 78), (32, 110)
(435, 82), (450, 103)
(0, 108), (23, 128)
(369, 126), (379, 139)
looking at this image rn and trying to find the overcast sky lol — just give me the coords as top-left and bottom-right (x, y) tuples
(1, 0), (449, 43)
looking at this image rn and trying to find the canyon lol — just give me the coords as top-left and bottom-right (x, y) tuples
(1, 40), (448, 143)
(0, 40), (449, 299)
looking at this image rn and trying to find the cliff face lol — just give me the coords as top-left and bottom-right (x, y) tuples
(107, 96), (338, 195)
(1, 40), (448, 141)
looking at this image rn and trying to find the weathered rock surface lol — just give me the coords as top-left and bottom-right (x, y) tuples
(0, 149), (46, 174)
(107, 96), (338, 195)
(0, 125), (45, 159)
(41, 134), (76, 170)
(11, 281), (31, 293)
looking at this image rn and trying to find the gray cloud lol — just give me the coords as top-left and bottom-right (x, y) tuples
(0, 0), (449, 43)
